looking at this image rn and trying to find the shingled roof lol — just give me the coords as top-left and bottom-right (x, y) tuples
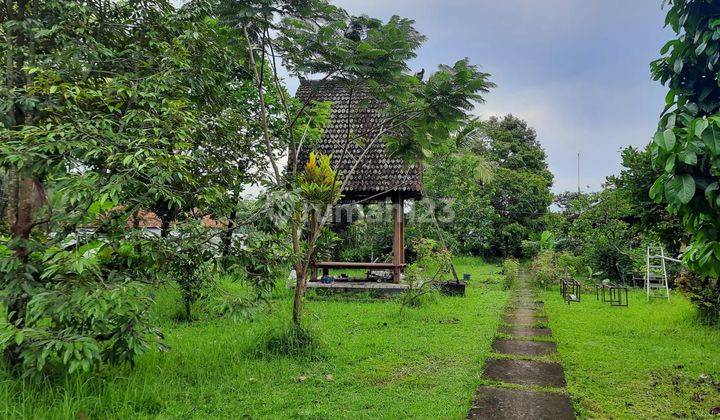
(292, 79), (423, 201)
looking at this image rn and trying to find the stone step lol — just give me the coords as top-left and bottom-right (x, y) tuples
(468, 387), (575, 419)
(511, 309), (545, 318)
(499, 325), (552, 338)
(502, 315), (548, 325)
(492, 339), (557, 357)
(482, 358), (567, 388)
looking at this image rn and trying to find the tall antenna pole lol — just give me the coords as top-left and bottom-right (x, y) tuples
(577, 152), (581, 194)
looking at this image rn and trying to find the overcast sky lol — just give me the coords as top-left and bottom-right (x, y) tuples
(174, 0), (671, 193)
(318, 0), (672, 193)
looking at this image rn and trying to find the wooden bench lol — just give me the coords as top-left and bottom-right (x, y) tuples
(311, 261), (406, 283)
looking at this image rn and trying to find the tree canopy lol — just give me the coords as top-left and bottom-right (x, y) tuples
(649, 0), (720, 278)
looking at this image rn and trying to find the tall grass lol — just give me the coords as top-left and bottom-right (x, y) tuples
(0, 257), (509, 419)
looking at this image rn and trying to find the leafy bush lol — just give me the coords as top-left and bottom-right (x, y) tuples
(556, 252), (584, 277)
(401, 239), (451, 309)
(0, 235), (163, 377)
(529, 250), (581, 288)
(501, 258), (520, 290)
(539, 230), (556, 251)
(530, 250), (560, 288)
(521, 240), (540, 258)
(675, 270), (720, 325)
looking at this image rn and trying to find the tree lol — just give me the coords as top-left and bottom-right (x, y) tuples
(488, 167), (553, 255)
(609, 145), (686, 253)
(421, 115), (552, 258)
(225, 0), (495, 327)
(0, 0), (267, 374)
(649, 0), (720, 279)
(422, 151), (497, 255)
(465, 115), (554, 183)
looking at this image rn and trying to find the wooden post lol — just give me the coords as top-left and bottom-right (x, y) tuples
(392, 193), (405, 283)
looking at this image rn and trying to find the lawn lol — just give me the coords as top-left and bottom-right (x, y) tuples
(0, 257), (508, 419)
(540, 286), (720, 419)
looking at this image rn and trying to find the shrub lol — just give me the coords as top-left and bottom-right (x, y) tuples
(401, 239), (451, 310)
(529, 250), (581, 288)
(675, 270), (720, 325)
(556, 252), (584, 277)
(501, 258), (520, 289)
(521, 240), (540, 258)
(530, 251), (558, 287)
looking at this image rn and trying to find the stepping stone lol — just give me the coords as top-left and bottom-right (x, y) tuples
(492, 339), (556, 356)
(469, 387), (575, 419)
(499, 325), (552, 337)
(502, 315), (548, 325)
(511, 302), (544, 310)
(482, 358), (567, 388)
(511, 309), (544, 318)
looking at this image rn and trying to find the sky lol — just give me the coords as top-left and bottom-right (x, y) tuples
(174, 0), (672, 193)
(312, 0), (672, 193)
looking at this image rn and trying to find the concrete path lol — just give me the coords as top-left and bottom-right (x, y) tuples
(468, 274), (575, 419)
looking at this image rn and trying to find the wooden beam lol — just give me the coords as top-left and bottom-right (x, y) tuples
(392, 192), (405, 283)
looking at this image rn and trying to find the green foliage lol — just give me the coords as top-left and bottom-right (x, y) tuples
(0, 0), (271, 375)
(556, 252), (584, 277)
(550, 189), (643, 282)
(529, 250), (580, 288)
(521, 239), (540, 258)
(466, 115), (554, 183)
(609, 146), (686, 253)
(501, 258), (520, 290)
(401, 239), (451, 309)
(422, 152), (497, 255)
(649, 0), (720, 278)
(155, 225), (218, 321)
(420, 115), (552, 258)
(539, 230), (556, 251)
(675, 269), (720, 325)
(530, 250), (560, 288)
(0, 233), (163, 377)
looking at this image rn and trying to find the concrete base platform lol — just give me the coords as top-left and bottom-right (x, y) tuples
(306, 281), (409, 297)
(469, 387), (575, 419)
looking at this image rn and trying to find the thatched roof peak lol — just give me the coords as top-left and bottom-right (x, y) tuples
(292, 79), (423, 201)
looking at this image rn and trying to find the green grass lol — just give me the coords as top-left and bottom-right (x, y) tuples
(540, 286), (720, 419)
(0, 257), (508, 419)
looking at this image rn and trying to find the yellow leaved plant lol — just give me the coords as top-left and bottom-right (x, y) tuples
(299, 152), (342, 205)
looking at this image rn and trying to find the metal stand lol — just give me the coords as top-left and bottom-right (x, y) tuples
(595, 282), (628, 307)
(561, 279), (581, 304)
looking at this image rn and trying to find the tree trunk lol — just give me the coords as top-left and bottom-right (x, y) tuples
(183, 291), (191, 321)
(4, 175), (44, 366)
(222, 209), (237, 257)
(160, 218), (171, 238)
(291, 218), (305, 327)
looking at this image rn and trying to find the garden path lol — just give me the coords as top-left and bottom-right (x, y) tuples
(467, 273), (575, 419)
